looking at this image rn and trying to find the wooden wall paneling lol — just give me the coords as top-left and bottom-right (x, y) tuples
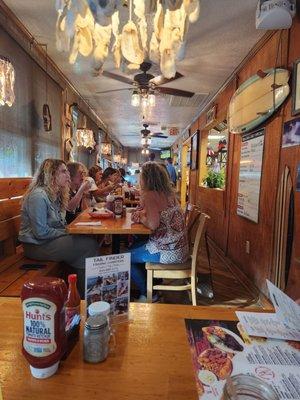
(0, 178), (31, 199)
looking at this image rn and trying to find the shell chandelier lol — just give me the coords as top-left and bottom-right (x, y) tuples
(55, 0), (200, 79)
(0, 56), (15, 107)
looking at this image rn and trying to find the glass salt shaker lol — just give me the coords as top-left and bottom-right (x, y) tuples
(223, 374), (279, 400)
(83, 315), (110, 363)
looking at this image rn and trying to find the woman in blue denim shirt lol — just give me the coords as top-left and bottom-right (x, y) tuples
(19, 159), (99, 297)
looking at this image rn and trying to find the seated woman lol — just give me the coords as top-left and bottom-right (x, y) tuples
(18, 159), (99, 297)
(89, 165), (103, 186)
(66, 162), (95, 224)
(97, 167), (121, 198)
(130, 162), (189, 302)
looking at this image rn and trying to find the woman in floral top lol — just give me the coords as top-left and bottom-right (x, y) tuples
(130, 162), (188, 302)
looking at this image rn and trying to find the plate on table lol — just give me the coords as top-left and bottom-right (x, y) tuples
(89, 209), (114, 219)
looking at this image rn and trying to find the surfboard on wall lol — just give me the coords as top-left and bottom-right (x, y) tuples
(228, 68), (290, 134)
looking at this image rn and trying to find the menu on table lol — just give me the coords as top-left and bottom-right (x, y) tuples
(185, 318), (300, 399)
(85, 253), (130, 321)
(237, 128), (265, 223)
(236, 280), (300, 341)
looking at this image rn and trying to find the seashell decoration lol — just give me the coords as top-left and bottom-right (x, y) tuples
(55, 0), (200, 79)
(0, 56), (15, 107)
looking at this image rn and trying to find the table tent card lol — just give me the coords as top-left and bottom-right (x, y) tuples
(85, 253), (131, 322)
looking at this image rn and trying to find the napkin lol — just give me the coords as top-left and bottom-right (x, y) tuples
(75, 221), (102, 226)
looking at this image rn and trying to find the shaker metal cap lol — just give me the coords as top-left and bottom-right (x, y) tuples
(85, 315), (108, 330)
(88, 301), (110, 317)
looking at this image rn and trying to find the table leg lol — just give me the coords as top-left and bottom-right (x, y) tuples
(112, 235), (121, 254)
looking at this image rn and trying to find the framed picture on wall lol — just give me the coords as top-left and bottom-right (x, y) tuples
(190, 130), (199, 170)
(292, 58), (300, 116)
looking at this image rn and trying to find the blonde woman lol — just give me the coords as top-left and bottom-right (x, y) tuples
(130, 162), (188, 302)
(19, 159), (99, 296)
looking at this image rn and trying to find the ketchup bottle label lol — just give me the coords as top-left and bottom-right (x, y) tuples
(22, 297), (57, 357)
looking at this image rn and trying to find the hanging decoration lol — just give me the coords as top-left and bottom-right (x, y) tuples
(100, 137), (112, 155)
(40, 44), (52, 132)
(0, 56), (15, 107)
(76, 115), (96, 149)
(55, 0), (200, 79)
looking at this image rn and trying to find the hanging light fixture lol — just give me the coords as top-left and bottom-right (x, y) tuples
(100, 135), (112, 156)
(0, 56), (15, 107)
(141, 136), (152, 146)
(55, 1), (200, 79)
(121, 157), (128, 165)
(131, 89), (140, 107)
(76, 115), (96, 149)
(114, 154), (121, 163)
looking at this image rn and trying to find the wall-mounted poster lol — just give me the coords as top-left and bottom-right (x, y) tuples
(282, 117), (300, 148)
(190, 130), (199, 170)
(237, 128), (265, 223)
(85, 253), (130, 322)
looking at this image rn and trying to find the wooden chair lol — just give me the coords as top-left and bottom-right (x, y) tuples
(146, 213), (210, 305)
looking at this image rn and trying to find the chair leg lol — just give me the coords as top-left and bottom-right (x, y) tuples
(191, 276), (197, 306)
(147, 269), (153, 303)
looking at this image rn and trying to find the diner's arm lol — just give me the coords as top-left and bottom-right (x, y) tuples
(27, 193), (67, 240)
(67, 181), (91, 212)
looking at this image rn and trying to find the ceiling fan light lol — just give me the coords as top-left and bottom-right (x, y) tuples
(131, 92), (140, 107)
(141, 96), (149, 109)
(148, 93), (155, 107)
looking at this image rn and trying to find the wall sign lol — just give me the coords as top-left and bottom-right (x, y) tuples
(237, 128), (265, 223)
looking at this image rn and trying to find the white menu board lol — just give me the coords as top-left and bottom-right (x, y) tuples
(237, 129), (265, 223)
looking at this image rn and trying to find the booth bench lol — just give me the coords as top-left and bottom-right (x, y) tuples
(0, 178), (63, 297)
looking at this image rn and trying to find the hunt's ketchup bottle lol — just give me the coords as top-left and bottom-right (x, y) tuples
(21, 277), (67, 379)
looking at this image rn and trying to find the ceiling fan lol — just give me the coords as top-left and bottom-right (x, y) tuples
(141, 124), (168, 139)
(96, 62), (195, 98)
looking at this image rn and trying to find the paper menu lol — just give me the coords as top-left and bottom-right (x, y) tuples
(267, 280), (300, 331)
(236, 280), (300, 341)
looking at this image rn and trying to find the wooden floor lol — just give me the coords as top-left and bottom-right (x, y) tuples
(105, 236), (273, 311)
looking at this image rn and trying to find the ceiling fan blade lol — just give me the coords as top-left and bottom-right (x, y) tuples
(96, 88), (132, 94)
(158, 87), (194, 98)
(102, 71), (134, 85)
(150, 72), (184, 86)
(152, 134), (168, 138)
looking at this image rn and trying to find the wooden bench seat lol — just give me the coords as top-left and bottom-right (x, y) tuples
(0, 178), (63, 297)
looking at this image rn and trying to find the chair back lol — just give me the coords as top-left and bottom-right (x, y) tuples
(185, 204), (202, 249)
(190, 213), (210, 279)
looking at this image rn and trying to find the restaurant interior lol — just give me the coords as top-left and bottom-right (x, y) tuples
(0, 0), (299, 399)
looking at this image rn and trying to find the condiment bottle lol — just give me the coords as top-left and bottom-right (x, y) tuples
(65, 274), (81, 343)
(106, 193), (115, 212)
(21, 277), (68, 379)
(83, 315), (110, 363)
(114, 195), (124, 218)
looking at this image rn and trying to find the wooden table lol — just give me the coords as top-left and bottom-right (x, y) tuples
(67, 208), (151, 253)
(0, 298), (239, 400)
